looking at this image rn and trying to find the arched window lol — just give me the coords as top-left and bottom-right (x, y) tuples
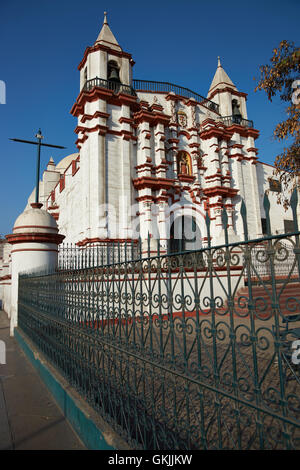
(231, 99), (242, 124)
(107, 60), (120, 83)
(177, 151), (192, 176)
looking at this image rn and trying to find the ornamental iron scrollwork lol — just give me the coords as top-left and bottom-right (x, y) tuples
(18, 190), (300, 449)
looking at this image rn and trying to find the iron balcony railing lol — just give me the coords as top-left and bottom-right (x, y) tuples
(221, 115), (254, 128)
(82, 77), (220, 114)
(83, 77), (137, 96)
(133, 79), (219, 114)
(82, 79), (257, 128)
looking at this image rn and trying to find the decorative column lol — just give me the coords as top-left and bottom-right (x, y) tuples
(118, 103), (134, 239)
(6, 203), (65, 336)
(166, 93), (179, 179)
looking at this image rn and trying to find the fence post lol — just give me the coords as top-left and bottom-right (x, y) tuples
(5, 203), (65, 336)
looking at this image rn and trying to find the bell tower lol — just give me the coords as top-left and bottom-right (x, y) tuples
(71, 13), (137, 244)
(79, 12), (133, 91)
(207, 57), (248, 120)
(204, 57), (261, 241)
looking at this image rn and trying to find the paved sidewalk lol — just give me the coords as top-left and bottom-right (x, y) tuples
(0, 310), (86, 450)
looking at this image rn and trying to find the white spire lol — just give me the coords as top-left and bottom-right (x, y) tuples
(207, 58), (237, 97)
(95, 12), (122, 51)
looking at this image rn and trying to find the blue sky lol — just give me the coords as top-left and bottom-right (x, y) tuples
(0, 0), (299, 236)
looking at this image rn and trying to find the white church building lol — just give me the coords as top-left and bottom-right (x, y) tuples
(25, 14), (296, 249)
(0, 13), (297, 311)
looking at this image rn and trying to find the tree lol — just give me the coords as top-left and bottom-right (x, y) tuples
(255, 40), (300, 208)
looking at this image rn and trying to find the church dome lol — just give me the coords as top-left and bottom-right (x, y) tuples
(55, 153), (79, 174)
(13, 206), (59, 234)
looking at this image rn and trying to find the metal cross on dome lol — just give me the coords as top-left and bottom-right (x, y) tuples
(10, 129), (66, 206)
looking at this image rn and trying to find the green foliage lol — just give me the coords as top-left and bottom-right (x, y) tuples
(255, 40), (300, 208)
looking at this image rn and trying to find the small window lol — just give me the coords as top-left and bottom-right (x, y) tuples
(269, 178), (281, 192)
(84, 68), (87, 82)
(284, 219), (294, 233)
(261, 218), (267, 235)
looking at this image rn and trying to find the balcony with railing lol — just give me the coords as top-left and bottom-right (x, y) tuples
(82, 78), (256, 127)
(132, 79), (220, 114)
(220, 115), (254, 128)
(82, 77), (220, 113)
(82, 77), (136, 96)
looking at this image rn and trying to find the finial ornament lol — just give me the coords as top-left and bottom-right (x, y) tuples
(217, 56), (221, 67)
(104, 11), (108, 24)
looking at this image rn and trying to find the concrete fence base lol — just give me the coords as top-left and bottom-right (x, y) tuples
(14, 328), (131, 451)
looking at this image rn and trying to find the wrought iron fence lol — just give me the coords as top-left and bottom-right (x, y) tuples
(18, 191), (300, 449)
(58, 241), (140, 270)
(248, 241), (300, 283)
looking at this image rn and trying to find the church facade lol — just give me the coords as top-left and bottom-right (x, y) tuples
(7, 15), (299, 258)
(22, 13), (294, 253)
(0, 13), (298, 323)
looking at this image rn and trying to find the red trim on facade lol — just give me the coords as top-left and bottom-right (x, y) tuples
(230, 143), (243, 149)
(177, 130), (190, 139)
(71, 159), (80, 177)
(59, 175), (65, 192)
(6, 233), (65, 245)
(119, 117), (134, 125)
(150, 103), (164, 112)
(178, 174), (195, 183)
(208, 86), (248, 101)
(81, 111), (110, 123)
(185, 98), (198, 107)
(133, 176), (175, 191)
(200, 127), (232, 141)
(78, 43), (134, 71)
(133, 109), (170, 127)
(202, 186), (238, 198)
(188, 142), (200, 149)
(75, 125), (137, 143)
(71, 87), (138, 118)
(30, 202), (43, 209)
(135, 195), (155, 203)
(13, 224), (58, 232)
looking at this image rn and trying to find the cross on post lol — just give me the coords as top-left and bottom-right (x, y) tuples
(10, 129), (66, 205)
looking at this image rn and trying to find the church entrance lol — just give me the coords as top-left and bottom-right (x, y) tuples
(169, 215), (200, 253)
